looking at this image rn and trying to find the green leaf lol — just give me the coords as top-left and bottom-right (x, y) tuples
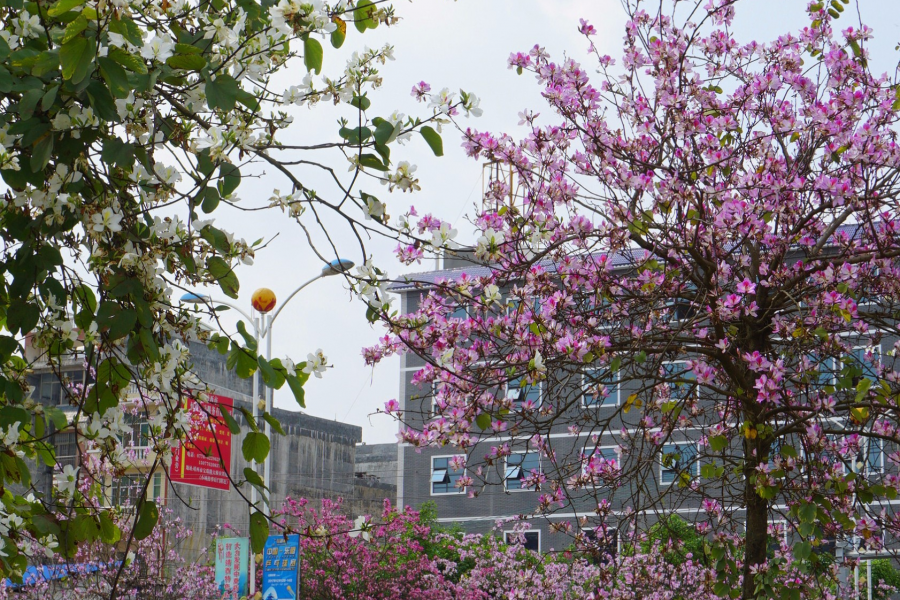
(285, 373), (306, 408)
(30, 133), (53, 173)
(206, 75), (240, 111)
(108, 47), (147, 74)
(133, 499), (159, 540)
(373, 120), (398, 146)
(48, 0), (83, 16)
(173, 43), (202, 55)
(101, 137), (135, 169)
(200, 186), (220, 213)
(218, 162), (241, 196)
(419, 125), (443, 157)
(330, 16), (346, 48)
(7, 301), (39, 335)
(108, 17), (142, 47)
(61, 15), (88, 44)
(304, 37), (323, 74)
(206, 257), (239, 299)
(350, 94), (371, 111)
(59, 37), (89, 81)
(99, 512), (121, 544)
(242, 432), (270, 463)
(249, 511), (268, 553)
(258, 356), (285, 389)
(708, 435), (728, 452)
(353, 0), (378, 32)
(235, 320), (258, 351)
(262, 412), (286, 436)
(475, 413), (491, 430)
(86, 80), (119, 122)
(166, 54), (207, 71)
(358, 153), (388, 171)
(220, 406), (241, 435)
(794, 541), (812, 560)
(45, 406), (68, 430)
(799, 502), (817, 524)
(96, 302), (138, 341)
(243, 467), (265, 488)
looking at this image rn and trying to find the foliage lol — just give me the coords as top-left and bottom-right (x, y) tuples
(0, 0), (482, 587)
(641, 515), (708, 567)
(370, 0), (900, 598)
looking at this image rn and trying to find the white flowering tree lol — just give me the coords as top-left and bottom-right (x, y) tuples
(0, 0), (478, 590)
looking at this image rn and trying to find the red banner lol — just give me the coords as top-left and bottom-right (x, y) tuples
(169, 394), (233, 490)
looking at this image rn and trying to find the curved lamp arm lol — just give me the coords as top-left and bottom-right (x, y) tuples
(261, 274), (321, 337)
(180, 293), (258, 335)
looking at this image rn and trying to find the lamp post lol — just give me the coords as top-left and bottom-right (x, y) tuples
(180, 257), (353, 596)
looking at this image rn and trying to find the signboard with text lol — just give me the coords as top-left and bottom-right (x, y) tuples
(215, 537), (249, 600)
(169, 393), (233, 490)
(262, 534), (300, 600)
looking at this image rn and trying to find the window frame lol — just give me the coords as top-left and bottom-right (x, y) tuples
(430, 454), (466, 496)
(581, 368), (619, 409)
(581, 443), (620, 477)
(504, 451), (541, 492)
(582, 526), (620, 562)
(503, 529), (541, 553)
(659, 441), (700, 486)
(505, 376), (542, 410)
(661, 360), (698, 402)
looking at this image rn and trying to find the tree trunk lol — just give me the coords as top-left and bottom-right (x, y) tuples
(742, 455), (769, 600)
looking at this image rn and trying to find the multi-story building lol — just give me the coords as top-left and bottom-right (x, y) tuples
(26, 336), (395, 558)
(394, 245), (896, 557)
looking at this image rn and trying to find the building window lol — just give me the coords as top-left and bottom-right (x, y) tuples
(662, 361), (696, 401)
(53, 432), (78, 468)
(504, 530), (540, 552)
(853, 437), (883, 474)
(506, 377), (541, 409)
(124, 415), (151, 449)
(665, 299), (696, 322)
(38, 370), (83, 406)
(111, 474), (145, 508)
(582, 368), (618, 408)
(584, 527), (618, 563)
(505, 453), (540, 491)
(582, 444), (619, 477)
(151, 471), (164, 503)
(660, 443), (698, 485)
(768, 521), (788, 554)
(844, 345), (879, 387)
(431, 456), (465, 495)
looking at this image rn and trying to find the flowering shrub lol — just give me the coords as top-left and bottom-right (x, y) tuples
(0, 508), (218, 600)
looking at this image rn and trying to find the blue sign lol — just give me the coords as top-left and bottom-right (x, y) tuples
(261, 534), (300, 600)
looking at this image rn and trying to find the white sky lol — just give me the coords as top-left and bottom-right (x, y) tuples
(202, 0), (900, 443)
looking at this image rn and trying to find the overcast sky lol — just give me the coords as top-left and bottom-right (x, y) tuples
(202, 0), (900, 444)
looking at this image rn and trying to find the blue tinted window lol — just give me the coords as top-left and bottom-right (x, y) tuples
(506, 453), (540, 490)
(507, 377), (541, 408)
(431, 456), (464, 494)
(661, 443), (697, 483)
(583, 369), (618, 407)
(663, 362), (696, 401)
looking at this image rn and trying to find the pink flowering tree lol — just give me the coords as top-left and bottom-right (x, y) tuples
(370, 1), (900, 598)
(0, 506), (219, 600)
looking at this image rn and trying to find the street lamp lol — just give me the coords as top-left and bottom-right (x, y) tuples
(179, 257), (353, 595)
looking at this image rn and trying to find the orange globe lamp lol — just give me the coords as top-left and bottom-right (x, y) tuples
(251, 288), (277, 314)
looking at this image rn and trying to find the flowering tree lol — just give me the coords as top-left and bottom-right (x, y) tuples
(0, 0), (482, 590)
(0, 506), (219, 600)
(372, 0), (900, 597)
